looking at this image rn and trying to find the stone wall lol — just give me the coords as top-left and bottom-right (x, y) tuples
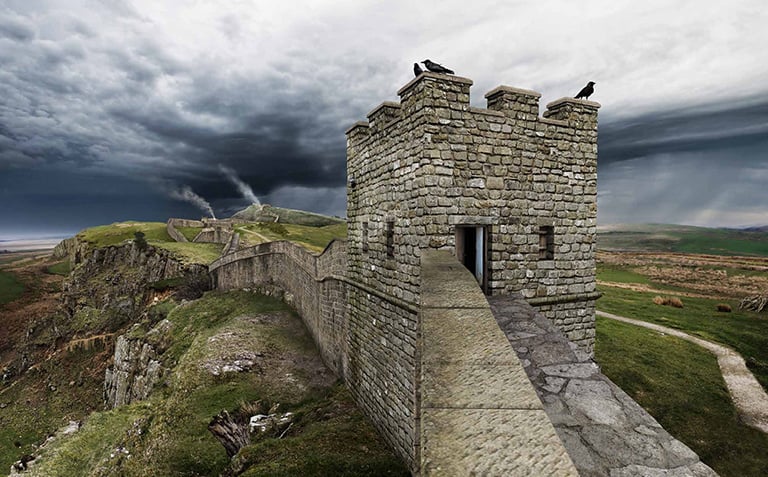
(210, 240), (349, 377)
(346, 73), (599, 352)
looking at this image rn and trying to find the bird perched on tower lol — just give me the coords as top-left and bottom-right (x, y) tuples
(575, 81), (596, 100)
(413, 62), (424, 77)
(422, 59), (454, 75)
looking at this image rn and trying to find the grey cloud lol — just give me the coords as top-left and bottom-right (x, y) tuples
(0, 14), (34, 41)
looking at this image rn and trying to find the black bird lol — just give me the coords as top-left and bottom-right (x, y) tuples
(575, 81), (596, 100)
(422, 59), (454, 75)
(413, 62), (424, 77)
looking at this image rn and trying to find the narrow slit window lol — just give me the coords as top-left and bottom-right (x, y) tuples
(539, 226), (554, 260)
(362, 221), (369, 252)
(386, 220), (395, 258)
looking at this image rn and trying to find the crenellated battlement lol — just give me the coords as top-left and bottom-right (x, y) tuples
(347, 73), (600, 149)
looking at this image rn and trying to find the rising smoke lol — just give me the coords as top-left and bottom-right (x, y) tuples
(219, 165), (261, 205)
(170, 185), (216, 219)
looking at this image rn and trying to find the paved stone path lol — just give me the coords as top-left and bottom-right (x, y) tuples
(596, 310), (768, 434)
(490, 296), (717, 477)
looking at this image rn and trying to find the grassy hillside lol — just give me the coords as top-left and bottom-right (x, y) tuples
(233, 204), (344, 227)
(598, 223), (768, 256)
(75, 222), (222, 265)
(5, 290), (407, 476)
(237, 222), (347, 253)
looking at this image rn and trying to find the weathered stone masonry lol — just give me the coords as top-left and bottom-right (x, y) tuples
(347, 73), (601, 355)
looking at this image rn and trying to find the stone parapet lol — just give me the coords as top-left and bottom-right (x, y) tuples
(420, 250), (578, 475)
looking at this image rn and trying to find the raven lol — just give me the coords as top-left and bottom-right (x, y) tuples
(413, 62), (424, 77)
(422, 59), (454, 75)
(575, 81), (596, 100)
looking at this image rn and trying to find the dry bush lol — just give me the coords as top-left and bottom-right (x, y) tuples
(652, 295), (684, 308)
(668, 297), (684, 308)
(716, 303), (732, 313)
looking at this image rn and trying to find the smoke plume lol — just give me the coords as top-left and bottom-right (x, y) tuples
(170, 185), (216, 219)
(219, 165), (261, 205)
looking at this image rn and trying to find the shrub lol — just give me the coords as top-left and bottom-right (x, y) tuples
(652, 295), (683, 308)
(134, 231), (148, 251)
(668, 297), (684, 308)
(717, 303), (732, 313)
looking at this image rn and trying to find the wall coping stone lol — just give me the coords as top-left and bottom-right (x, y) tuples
(546, 97), (601, 110)
(345, 120), (370, 135)
(397, 72), (473, 97)
(484, 85), (542, 99)
(367, 101), (401, 119)
(528, 291), (602, 307)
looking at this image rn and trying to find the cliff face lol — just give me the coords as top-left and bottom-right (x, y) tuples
(62, 242), (207, 321)
(61, 242), (209, 408)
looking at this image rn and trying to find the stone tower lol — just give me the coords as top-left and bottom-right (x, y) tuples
(344, 72), (600, 470)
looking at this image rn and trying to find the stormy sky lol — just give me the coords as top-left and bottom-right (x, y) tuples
(0, 1), (766, 238)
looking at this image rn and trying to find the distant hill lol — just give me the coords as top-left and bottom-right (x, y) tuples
(232, 204), (344, 227)
(741, 225), (768, 233)
(597, 223), (768, 256)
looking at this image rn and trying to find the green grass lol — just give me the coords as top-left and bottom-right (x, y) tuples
(237, 222), (347, 252)
(76, 222), (172, 248)
(152, 241), (223, 265)
(0, 269), (25, 305)
(26, 403), (152, 477)
(597, 285), (768, 391)
(596, 264), (650, 284)
(237, 385), (409, 477)
(598, 224), (768, 256)
(176, 226), (203, 241)
(46, 260), (71, 276)
(233, 204), (345, 227)
(595, 316), (768, 476)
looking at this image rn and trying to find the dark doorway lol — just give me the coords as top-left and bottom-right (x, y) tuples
(455, 225), (488, 293)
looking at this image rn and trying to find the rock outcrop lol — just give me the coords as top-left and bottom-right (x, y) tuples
(104, 320), (172, 408)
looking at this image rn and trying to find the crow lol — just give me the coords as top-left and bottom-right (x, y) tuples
(422, 59), (454, 75)
(575, 81), (596, 100)
(413, 62), (424, 77)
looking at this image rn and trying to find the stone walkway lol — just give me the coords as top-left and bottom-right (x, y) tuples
(489, 296), (717, 477)
(596, 310), (768, 434)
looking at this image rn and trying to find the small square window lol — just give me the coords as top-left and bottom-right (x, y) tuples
(386, 221), (395, 258)
(539, 226), (554, 260)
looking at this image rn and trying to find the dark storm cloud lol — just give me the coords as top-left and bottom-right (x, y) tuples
(1, 0), (766, 235)
(599, 98), (768, 164)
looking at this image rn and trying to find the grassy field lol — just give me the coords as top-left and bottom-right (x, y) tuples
(237, 222), (347, 253)
(595, 316), (768, 476)
(0, 269), (25, 305)
(76, 221), (172, 248)
(598, 224), (768, 256)
(597, 285), (768, 391)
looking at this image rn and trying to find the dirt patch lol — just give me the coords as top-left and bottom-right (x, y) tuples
(598, 251), (768, 299)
